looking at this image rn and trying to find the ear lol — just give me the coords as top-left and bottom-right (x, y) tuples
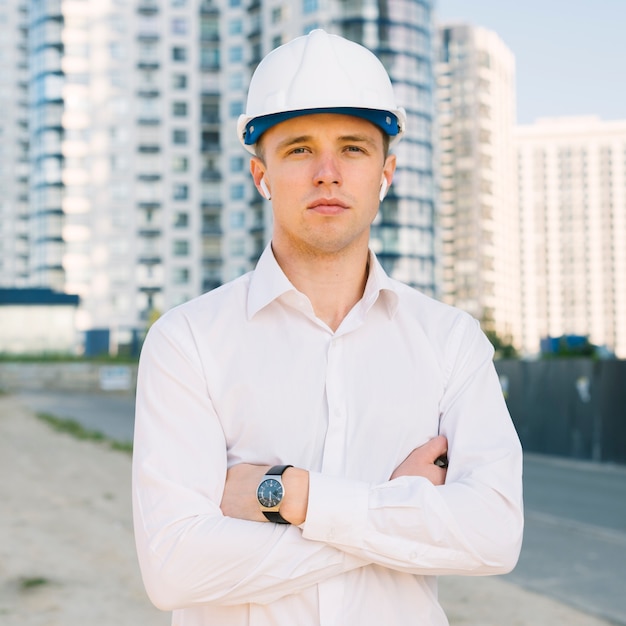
(380, 154), (396, 201)
(379, 178), (389, 201)
(250, 157), (270, 200)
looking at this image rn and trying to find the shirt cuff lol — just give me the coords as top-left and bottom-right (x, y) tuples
(301, 471), (369, 547)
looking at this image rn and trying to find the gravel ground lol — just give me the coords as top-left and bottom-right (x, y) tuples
(0, 394), (613, 626)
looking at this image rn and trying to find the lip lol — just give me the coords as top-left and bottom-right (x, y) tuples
(307, 198), (350, 215)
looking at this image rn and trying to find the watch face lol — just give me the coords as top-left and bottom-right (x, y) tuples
(257, 478), (283, 508)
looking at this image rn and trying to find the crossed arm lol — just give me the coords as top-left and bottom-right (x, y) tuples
(221, 436), (450, 525)
(134, 314), (523, 610)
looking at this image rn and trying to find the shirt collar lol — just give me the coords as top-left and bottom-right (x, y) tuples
(247, 243), (400, 321)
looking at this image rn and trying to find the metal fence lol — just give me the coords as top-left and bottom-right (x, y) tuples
(495, 359), (626, 464)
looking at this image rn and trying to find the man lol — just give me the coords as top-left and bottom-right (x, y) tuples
(132, 30), (523, 626)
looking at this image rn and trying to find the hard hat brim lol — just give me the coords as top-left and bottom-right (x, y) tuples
(241, 107), (404, 148)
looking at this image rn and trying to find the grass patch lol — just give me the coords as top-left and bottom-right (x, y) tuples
(19, 576), (51, 590)
(35, 412), (132, 454)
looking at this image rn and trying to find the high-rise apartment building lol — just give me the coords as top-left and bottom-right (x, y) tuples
(0, 0), (30, 286)
(516, 116), (626, 357)
(436, 24), (520, 347)
(3, 0), (436, 354)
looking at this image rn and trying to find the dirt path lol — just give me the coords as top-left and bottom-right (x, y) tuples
(0, 395), (612, 625)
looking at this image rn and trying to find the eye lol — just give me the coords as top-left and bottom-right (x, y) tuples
(344, 145), (366, 154)
(288, 146), (310, 155)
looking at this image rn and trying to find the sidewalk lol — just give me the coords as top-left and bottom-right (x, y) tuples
(0, 395), (613, 625)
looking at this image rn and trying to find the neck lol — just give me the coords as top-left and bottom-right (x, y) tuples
(271, 243), (370, 332)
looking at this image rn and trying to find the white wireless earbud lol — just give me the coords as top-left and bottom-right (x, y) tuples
(259, 178), (271, 200)
(379, 178), (389, 201)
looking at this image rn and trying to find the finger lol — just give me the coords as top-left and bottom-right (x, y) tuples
(424, 435), (448, 458)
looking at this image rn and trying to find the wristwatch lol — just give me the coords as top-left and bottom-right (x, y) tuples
(256, 464), (293, 524)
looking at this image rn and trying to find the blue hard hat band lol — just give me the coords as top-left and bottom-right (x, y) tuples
(244, 107), (400, 145)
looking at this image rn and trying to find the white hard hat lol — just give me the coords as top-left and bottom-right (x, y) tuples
(238, 29), (406, 154)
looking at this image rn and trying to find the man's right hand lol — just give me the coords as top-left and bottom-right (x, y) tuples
(389, 435), (448, 485)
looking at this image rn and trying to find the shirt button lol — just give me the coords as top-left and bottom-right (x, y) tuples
(409, 551), (418, 560)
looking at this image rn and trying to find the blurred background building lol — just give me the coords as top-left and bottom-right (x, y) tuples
(0, 0), (437, 355)
(436, 23), (520, 347)
(516, 116), (626, 357)
(0, 0), (624, 359)
(0, 0), (30, 286)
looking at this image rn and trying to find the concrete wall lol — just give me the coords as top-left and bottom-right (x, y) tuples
(0, 363), (137, 393)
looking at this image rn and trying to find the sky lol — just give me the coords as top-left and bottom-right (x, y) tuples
(435, 0), (626, 125)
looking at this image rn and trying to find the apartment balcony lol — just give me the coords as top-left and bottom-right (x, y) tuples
(201, 169), (221, 182)
(137, 60), (160, 71)
(137, 201), (161, 210)
(137, 173), (161, 182)
(202, 223), (222, 236)
(137, 87), (160, 98)
(138, 254), (162, 265)
(137, 145), (161, 154)
(249, 220), (265, 235)
(138, 285), (162, 295)
(201, 114), (220, 126)
(137, 0), (159, 13)
(201, 141), (220, 154)
(137, 116), (160, 126)
(200, 2), (220, 16)
(200, 31), (220, 42)
(137, 32), (160, 42)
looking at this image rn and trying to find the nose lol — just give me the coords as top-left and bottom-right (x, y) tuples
(313, 152), (342, 187)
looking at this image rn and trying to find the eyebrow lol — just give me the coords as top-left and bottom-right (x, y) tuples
(276, 133), (379, 151)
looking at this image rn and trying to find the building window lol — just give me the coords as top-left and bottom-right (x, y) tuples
(172, 101), (188, 117)
(171, 18), (188, 35)
(201, 16), (219, 39)
(230, 183), (245, 200)
(200, 46), (220, 70)
(229, 72), (244, 90)
(172, 129), (188, 145)
(230, 239), (245, 256)
(173, 267), (190, 284)
(229, 0), (241, 6)
(172, 156), (189, 172)
(229, 101), (244, 117)
(173, 212), (189, 227)
(230, 211), (245, 228)
(173, 240), (190, 256)
(201, 102), (219, 124)
(271, 7), (283, 23)
(173, 184), (189, 200)
(172, 74), (187, 89)
(230, 156), (244, 172)
(229, 19), (243, 35)
(303, 0), (318, 14)
(229, 46), (243, 63)
(172, 46), (187, 62)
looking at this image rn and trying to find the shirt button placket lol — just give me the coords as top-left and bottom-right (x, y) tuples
(319, 337), (348, 626)
(321, 337), (347, 475)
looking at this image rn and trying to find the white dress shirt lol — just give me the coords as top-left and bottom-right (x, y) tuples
(132, 244), (523, 626)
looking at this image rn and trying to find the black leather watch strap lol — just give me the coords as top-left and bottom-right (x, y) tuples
(266, 464), (293, 476)
(264, 510), (290, 524)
